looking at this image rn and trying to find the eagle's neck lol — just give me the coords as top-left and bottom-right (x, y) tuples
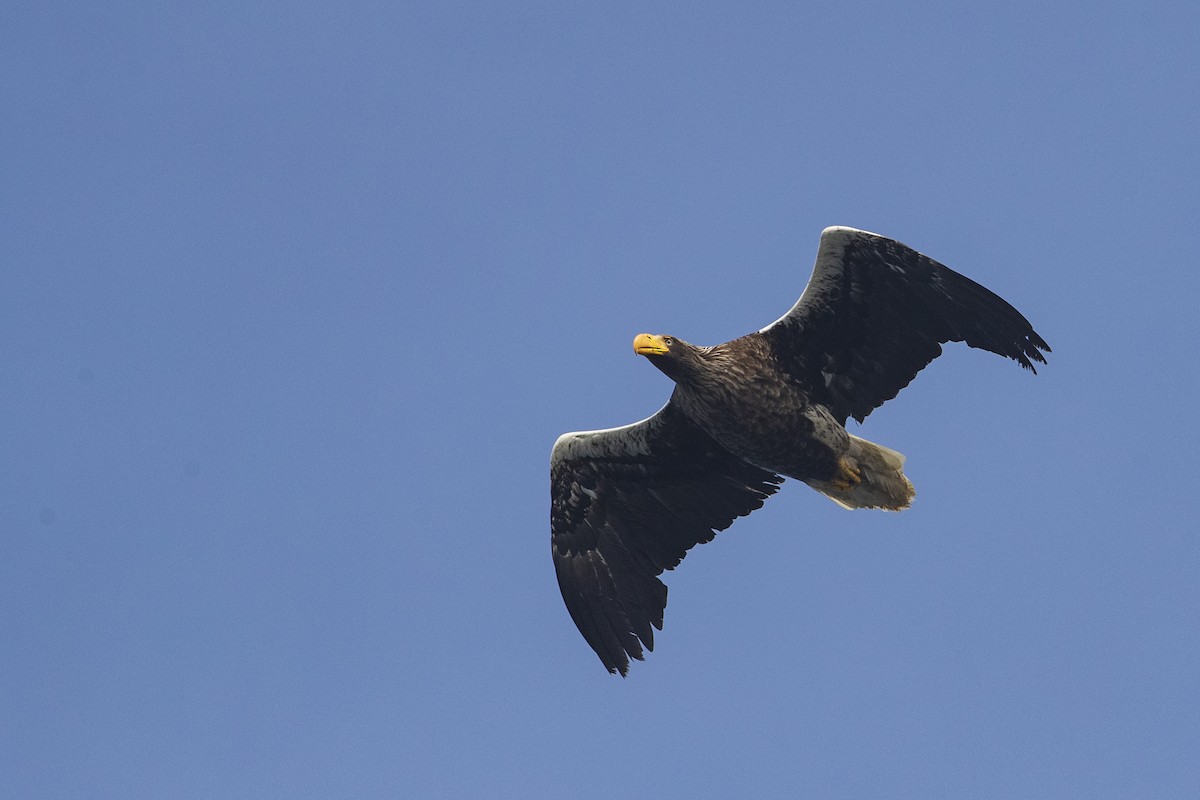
(671, 344), (746, 415)
(672, 335), (784, 420)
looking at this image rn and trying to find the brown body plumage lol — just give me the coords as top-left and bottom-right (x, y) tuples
(649, 335), (847, 483)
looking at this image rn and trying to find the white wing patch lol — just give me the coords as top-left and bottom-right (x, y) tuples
(759, 226), (883, 334)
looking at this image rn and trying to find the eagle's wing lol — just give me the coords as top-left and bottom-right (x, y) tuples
(550, 400), (782, 676)
(759, 227), (1050, 425)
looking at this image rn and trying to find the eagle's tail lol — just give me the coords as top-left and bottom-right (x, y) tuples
(807, 435), (915, 511)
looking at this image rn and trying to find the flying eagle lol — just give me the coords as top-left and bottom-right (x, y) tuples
(550, 227), (1049, 675)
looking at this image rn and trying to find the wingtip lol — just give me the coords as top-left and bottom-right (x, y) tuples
(603, 651), (637, 677)
(1022, 334), (1051, 373)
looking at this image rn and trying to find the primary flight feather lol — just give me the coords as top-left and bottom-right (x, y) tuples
(550, 227), (1050, 675)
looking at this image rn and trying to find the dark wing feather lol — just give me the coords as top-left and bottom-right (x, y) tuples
(550, 401), (782, 676)
(759, 227), (1050, 425)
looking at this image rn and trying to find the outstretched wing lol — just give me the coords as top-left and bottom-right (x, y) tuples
(551, 401), (782, 676)
(759, 227), (1050, 425)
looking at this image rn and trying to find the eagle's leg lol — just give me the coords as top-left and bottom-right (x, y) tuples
(828, 456), (862, 492)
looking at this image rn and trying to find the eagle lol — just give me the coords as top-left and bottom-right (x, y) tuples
(550, 227), (1049, 675)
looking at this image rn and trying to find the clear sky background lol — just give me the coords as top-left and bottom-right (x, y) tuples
(3, 2), (1198, 798)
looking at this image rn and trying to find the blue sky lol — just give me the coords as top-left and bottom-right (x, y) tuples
(3, 2), (1198, 797)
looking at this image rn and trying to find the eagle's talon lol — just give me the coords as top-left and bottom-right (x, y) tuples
(830, 458), (862, 491)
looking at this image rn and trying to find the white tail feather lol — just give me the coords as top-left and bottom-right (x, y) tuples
(806, 435), (915, 510)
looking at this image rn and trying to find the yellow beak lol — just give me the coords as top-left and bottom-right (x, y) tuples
(633, 333), (670, 356)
